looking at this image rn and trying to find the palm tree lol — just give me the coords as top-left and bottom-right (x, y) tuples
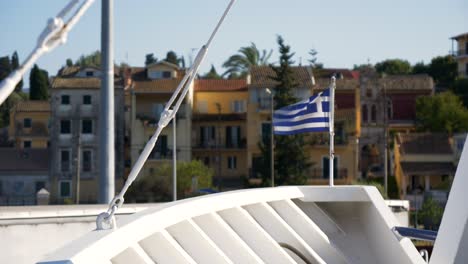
(222, 43), (272, 78)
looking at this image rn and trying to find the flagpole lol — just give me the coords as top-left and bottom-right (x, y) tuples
(329, 76), (336, 187)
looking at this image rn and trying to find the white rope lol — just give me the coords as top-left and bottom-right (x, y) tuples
(0, 0), (95, 105)
(96, 0), (237, 230)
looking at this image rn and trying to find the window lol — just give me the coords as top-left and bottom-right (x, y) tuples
(60, 120), (71, 134)
(23, 118), (32, 128)
(13, 181), (24, 195)
(82, 120), (93, 134)
(152, 103), (165, 118)
(197, 101), (208, 113)
(60, 149), (70, 172)
(83, 95), (92, 105)
(0, 181), (2, 196)
(61, 95), (70, 105)
(322, 156), (338, 179)
(227, 156), (237, 169)
(362, 105), (368, 123)
(387, 100), (393, 120)
(82, 150), (92, 172)
(86, 71), (93, 77)
(151, 135), (168, 159)
(371, 105), (377, 122)
(23, 140), (31, 148)
(204, 156), (210, 166)
(35, 181), (46, 192)
(231, 100), (246, 113)
(162, 71), (171, 78)
(200, 126), (216, 147)
(59, 181), (71, 198)
(226, 126), (241, 148)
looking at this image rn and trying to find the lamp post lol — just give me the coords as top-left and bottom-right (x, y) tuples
(265, 88), (274, 187)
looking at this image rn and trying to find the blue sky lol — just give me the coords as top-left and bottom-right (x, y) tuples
(0, 0), (466, 85)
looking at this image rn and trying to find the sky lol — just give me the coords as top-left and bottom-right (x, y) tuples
(0, 0), (467, 86)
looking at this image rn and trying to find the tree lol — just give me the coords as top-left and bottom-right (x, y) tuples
(76, 51), (101, 67)
(256, 36), (311, 186)
(165, 51), (178, 65)
(66, 58), (73, 67)
(452, 79), (468, 108)
(11, 51), (22, 92)
(29, 64), (49, 100)
(145, 53), (157, 66)
(308, 49), (323, 69)
(222, 42), (272, 78)
(418, 197), (444, 230)
(202, 65), (222, 79)
(126, 160), (214, 202)
(0, 56), (11, 81)
(416, 92), (468, 134)
(412, 61), (429, 75)
(428, 55), (458, 87)
(375, 59), (411, 75)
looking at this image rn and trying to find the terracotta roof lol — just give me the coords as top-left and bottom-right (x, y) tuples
(57, 66), (81, 77)
(195, 79), (247, 91)
(14, 101), (50, 112)
(249, 66), (314, 89)
(313, 68), (360, 80)
(52, 77), (100, 89)
(146, 61), (180, 69)
(379, 74), (433, 91)
(397, 133), (453, 155)
(401, 162), (454, 176)
(0, 148), (49, 173)
(133, 78), (184, 93)
(451, 32), (468, 40)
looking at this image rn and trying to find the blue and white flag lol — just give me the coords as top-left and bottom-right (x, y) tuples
(273, 88), (330, 135)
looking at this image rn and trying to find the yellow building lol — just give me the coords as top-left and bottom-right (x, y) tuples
(192, 79), (248, 190)
(451, 32), (468, 78)
(9, 100), (50, 149)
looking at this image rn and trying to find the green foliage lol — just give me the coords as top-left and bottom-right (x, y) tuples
(256, 35), (311, 186)
(75, 50), (101, 67)
(353, 63), (374, 71)
(308, 49), (323, 69)
(222, 42), (272, 78)
(451, 78), (468, 108)
(416, 92), (468, 134)
(412, 61), (429, 74)
(66, 58), (73, 67)
(11, 51), (22, 92)
(29, 64), (49, 100)
(0, 56), (11, 81)
(202, 65), (222, 79)
(164, 51), (184, 67)
(126, 160), (214, 202)
(418, 197), (444, 230)
(145, 53), (157, 65)
(375, 59), (411, 75)
(429, 55), (457, 86)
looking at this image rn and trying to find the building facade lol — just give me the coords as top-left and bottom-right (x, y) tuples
(192, 79), (248, 190)
(359, 68), (434, 177)
(127, 62), (192, 189)
(8, 100), (50, 149)
(49, 67), (125, 204)
(451, 32), (468, 78)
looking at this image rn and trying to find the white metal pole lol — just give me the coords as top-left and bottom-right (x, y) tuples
(329, 77), (336, 187)
(173, 114), (177, 201)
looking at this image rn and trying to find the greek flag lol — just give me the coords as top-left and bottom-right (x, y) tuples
(273, 88), (330, 135)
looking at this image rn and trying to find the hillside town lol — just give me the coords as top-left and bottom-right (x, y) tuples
(0, 33), (467, 232)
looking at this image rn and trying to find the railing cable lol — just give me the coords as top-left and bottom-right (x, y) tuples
(0, 0), (95, 105)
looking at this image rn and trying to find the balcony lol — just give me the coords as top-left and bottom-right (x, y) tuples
(193, 139), (247, 150)
(452, 49), (468, 57)
(192, 113), (246, 122)
(16, 122), (48, 137)
(148, 148), (173, 160)
(309, 133), (347, 146)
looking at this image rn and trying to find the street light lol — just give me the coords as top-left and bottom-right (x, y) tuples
(265, 88), (274, 187)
